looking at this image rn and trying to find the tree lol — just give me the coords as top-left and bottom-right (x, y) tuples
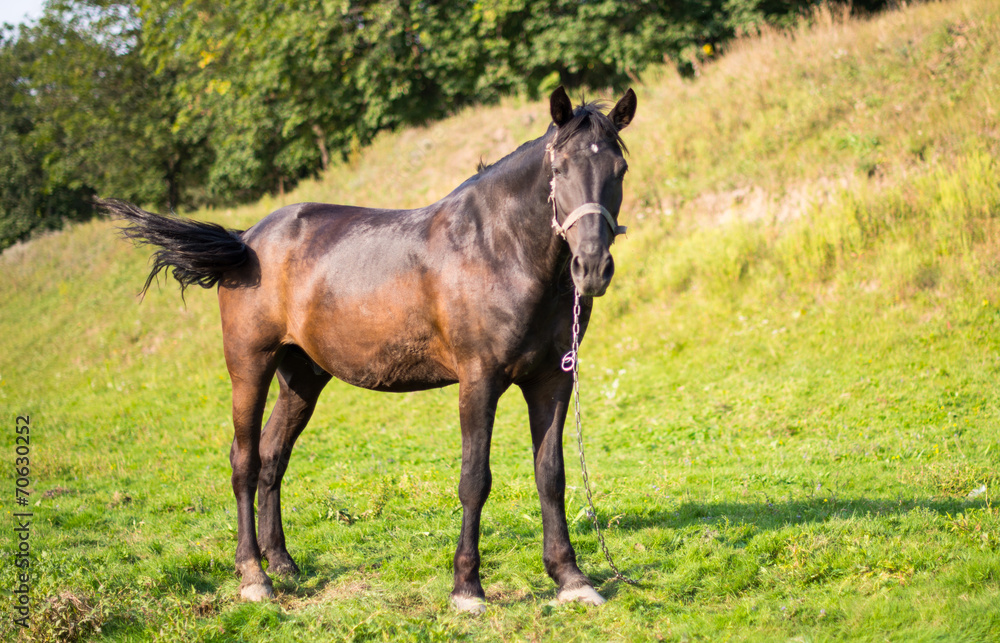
(0, 18), (93, 247)
(1, 0), (892, 250)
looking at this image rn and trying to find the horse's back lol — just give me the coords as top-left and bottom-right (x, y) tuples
(219, 202), (459, 391)
(244, 202), (422, 247)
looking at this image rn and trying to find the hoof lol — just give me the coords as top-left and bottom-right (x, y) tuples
(240, 582), (275, 602)
(556, 585), (606, 606)
(268, 561), (300, 578)
(450, 594), (487, 614)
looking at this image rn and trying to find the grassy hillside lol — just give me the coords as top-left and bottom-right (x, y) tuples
(2, 0), (1000, 640)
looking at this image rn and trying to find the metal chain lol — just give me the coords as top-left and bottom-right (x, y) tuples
(562, 288), (637, 586)
(549, 137), (634, 585)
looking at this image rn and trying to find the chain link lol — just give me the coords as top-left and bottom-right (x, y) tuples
(564, 288), (638, 586)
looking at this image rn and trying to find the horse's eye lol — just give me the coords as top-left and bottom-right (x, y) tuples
(553, 167), (563, 176)
(616, 166), (628, 180)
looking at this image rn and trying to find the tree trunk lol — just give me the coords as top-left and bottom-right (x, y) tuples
(313, 124), (330, 171)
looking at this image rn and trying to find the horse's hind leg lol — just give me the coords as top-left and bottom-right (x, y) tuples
(257, 347), (331, 577)
(226, 345), (283, 601)
(520, 371), (605, 606)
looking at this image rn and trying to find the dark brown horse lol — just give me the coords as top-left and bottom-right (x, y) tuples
(107, 86), (636, 612)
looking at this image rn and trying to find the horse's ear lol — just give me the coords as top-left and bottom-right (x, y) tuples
(550, 86), (573, 127)
(608, 88), (637, 131)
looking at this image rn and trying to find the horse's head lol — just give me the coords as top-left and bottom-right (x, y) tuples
(547, 86), (636, 297)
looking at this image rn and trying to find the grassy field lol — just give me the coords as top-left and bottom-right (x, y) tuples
(3, 0), (1000, 640)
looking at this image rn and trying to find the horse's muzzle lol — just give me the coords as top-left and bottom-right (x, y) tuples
(570, 251), (614, 297)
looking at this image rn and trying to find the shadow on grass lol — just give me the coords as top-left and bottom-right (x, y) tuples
(579, 495), (992, 534)
(564, 495), (994, 595)
(157, 552), (352, 600)
(271, 560), (354, 600)
(159, 563), (224, 594)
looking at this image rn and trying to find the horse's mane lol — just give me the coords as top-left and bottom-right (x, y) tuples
(551, 101), (628, 155)
(476, 101), (627, 175)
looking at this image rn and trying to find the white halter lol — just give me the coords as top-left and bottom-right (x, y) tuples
(546, 142), (627, 240)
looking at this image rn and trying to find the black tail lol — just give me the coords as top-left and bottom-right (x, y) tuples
(101, 198), (249, 297)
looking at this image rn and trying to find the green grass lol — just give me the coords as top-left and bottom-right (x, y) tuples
(3, 0), (1000, 640)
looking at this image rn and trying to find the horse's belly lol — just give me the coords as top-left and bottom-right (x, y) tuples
(291, 294), (457, 393)
(320, 339), (458, 393)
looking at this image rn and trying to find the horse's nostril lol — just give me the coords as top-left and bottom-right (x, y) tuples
(601, 256), (615, 282)
(571, 255), (587, 278)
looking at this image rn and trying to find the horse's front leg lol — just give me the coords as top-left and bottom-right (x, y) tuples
(450, 373), (506, 614)
(520, 371), (606, 605)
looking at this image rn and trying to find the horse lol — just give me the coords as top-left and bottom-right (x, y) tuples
(106, 86), (637, 613)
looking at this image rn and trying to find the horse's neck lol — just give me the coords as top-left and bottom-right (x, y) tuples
(477, 136), (566, 275)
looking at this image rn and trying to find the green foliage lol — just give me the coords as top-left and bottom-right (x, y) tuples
(0, 21), (94, 248)
(0, 0), (891, 249)
(0, 0), (208, 248)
